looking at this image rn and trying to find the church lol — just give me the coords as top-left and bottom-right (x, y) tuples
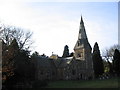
(34, 16), (94, 80)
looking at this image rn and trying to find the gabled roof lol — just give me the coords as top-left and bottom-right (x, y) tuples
(36, 56), (55, 68)
(35, 56), (73, 69)
(53, 57), (73, 68)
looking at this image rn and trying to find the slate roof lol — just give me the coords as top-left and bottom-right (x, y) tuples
(53, 57), (73, 68)
(74, 16), (92, 50)
(36, 56), (73, 69)
(74, 39), (91, 50)
(36, 56), (55, 68)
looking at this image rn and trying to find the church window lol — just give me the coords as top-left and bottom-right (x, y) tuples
(78, 54), (81, 57)
(78, 41), (80, 46)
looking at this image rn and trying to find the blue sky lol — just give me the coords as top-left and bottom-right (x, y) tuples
(0, 1), (118, 56)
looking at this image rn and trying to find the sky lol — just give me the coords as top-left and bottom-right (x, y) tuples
(0, 0), (118, 57)
(118, 2), (120, 45)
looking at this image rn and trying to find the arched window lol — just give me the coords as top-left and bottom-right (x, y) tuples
(78, 41), (80, 46)
(78, 54), (81, 57)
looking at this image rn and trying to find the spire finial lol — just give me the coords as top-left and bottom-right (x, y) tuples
(80, 15), (84, 24)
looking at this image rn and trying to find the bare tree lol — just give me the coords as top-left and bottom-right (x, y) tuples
(0, 24), (33, 50)
(102, 44), (120, 62)
(102, 44), (120, 74)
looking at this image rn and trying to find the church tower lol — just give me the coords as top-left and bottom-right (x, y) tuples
(73, 16), (94, 79)
(74, 16), (92, 60)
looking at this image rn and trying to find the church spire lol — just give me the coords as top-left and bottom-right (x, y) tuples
(78, 16), (87, 40)
(80, 15), (84, 24)
(74, 16), (91, 50)
(74, 16), (92, 60)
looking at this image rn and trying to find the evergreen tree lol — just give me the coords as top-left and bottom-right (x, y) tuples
(62, 45), (69, 58)
(92, 42), (104, 78)
(2, 38), (34, 89)
(31, 51), (40, 80)
(2, 39), (19, 82)
(14, 50), (31, 81)
(2, 38), (20, 89)
(8, 38), (19, 56)
(113, 49), (120, 76)
(31, 51), (39, 58)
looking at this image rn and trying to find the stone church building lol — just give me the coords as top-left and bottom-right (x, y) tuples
(35, 16), (94, 80)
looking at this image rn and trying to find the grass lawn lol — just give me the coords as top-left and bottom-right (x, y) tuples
(45, 77), (119, 88)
